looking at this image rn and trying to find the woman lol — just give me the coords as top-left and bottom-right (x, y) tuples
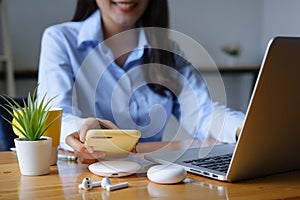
(38, 0), (244, 163)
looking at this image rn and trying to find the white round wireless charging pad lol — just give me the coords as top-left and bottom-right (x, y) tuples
(88, 160), (141, 177)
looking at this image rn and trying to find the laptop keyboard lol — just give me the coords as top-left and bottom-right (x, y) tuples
(183, 153), (233, 173)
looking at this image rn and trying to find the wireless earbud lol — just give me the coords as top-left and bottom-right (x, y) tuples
(101, 177), (129, 191)
(78, 177), (129, 191)
(78, 177), (102, 190)
(101, 177), (111, 189)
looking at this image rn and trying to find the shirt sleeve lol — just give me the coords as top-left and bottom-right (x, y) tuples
(172, 57), (245, 144)
(37, 27), (82, 150)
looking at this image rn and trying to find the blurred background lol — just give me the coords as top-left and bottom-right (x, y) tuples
(1, 0), (300, 113)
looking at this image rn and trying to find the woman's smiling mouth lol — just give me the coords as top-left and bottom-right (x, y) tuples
(112, 1), (138, 11)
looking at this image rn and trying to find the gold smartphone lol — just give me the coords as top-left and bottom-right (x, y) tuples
(85, 129), (141, 158)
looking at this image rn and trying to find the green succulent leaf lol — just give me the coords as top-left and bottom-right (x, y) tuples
(0, 87), (60, 141)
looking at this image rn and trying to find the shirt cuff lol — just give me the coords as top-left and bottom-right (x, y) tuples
(59, 115), (87, 151)
(208, 103), (245, 143)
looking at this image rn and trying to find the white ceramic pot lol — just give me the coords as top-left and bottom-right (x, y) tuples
(14, 136), (52, 176)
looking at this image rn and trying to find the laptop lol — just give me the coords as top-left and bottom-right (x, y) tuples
(144, 36), (300, 182)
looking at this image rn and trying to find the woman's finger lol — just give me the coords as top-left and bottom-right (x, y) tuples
(65, 132), (106, 161)
(65, 132), (87, 152)
(79, 118), (100, 141)
(79, 118), (119, 141)
(98, 119), (119, 129)
(73, 150), (106, 162)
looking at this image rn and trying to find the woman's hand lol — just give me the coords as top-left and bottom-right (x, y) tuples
(236, 122), (244, 141)
(65, 118), (119, 164)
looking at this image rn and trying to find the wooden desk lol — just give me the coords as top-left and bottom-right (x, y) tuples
(1, 140), (300, 199)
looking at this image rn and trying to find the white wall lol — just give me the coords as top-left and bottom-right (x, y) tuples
(6, 0), (76, 68)
(262, 0), (300, 51)
(169, 0), (263, 66)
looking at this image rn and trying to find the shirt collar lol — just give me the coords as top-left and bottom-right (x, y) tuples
(123, 21), (151, 64)
(77, 10), (103, 48)
(136, 26), (151, 50)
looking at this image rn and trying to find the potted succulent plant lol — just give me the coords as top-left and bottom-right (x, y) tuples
(1, 90), (60, 175)
(221, 43), (241, 66)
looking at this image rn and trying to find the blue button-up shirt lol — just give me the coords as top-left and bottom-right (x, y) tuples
(38, 10), (244, 151)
